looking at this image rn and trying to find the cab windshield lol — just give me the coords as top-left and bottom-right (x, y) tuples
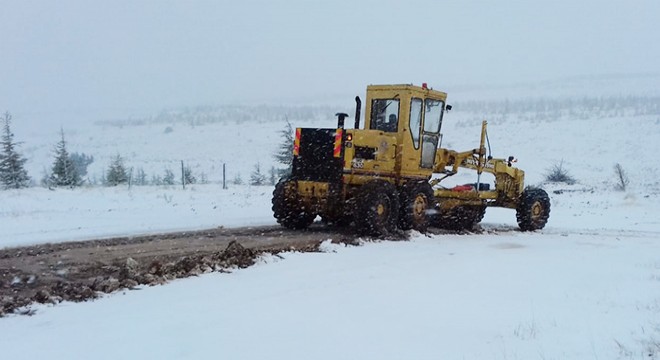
(370, 98), (400, 132)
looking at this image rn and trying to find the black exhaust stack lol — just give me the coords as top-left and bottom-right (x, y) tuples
(335, 112), (348, 129)
(354, 96), (361, 129)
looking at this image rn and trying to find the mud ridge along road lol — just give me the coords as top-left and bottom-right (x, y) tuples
(0, 224), (369, 316)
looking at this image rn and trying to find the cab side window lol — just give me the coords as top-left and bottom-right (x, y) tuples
(409, 98), (423, 149)
(423, 99), (443, 133)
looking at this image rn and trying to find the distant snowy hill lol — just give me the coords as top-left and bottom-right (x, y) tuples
(2, 75), (659, 247)
(2, 76), (660, 359)
(11, 75), (660, 191)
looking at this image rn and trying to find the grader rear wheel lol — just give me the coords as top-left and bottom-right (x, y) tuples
(272, 178), (315, 229)
(399, 182), (435, 232)
(354, 182), (399, 237)
(516, 188), (551, 231)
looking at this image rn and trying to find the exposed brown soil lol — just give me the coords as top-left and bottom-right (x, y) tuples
(0, 224), (366, 317)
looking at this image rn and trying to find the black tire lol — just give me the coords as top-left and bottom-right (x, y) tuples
(516, 188), (551, 231)
(354, 181), (399, 236)
(436, 205), (486, 231)
(463, 205), (486, 229)
(399, 181), (435, 232)
(272, 178), (315, 229)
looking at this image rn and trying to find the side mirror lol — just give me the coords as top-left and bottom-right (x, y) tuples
(445, 104), (453, 111)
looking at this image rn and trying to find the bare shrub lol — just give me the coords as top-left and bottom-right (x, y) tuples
(613, 163), (630, 191)
(544, 160), (576, 185)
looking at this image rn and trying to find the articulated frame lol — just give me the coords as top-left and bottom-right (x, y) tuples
(432, 121), (525, 209)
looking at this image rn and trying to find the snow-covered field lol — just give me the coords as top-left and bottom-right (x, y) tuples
(0, 184), (274, 247)
(1, 188), (659, 359)
(1, 78), (660, 358)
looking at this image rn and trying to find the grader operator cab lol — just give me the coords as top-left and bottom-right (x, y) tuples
(272, 84), (550, 235)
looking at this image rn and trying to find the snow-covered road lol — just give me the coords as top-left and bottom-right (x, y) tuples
(1, 183), (659, 359)
(1, 230), (659, 359)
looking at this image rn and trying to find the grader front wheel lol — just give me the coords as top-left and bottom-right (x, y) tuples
(516, 188), (551, 231)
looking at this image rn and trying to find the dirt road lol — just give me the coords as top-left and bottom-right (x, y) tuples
(0, 224), (366, 316)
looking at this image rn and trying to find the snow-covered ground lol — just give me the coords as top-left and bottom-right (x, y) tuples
(1, 179), (659, 359)
(1, 194), (659, 359)
(1, 182), (658, 248)
(1, 78), (660, 358)
(0, 184), (274, 247)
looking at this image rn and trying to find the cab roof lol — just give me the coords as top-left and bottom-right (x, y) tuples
(367, 84), (448, 99)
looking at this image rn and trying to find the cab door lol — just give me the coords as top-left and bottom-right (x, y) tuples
(420, 98), (444, 168)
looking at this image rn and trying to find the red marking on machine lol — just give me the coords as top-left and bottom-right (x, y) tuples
(293, 128), (301, 156)
(333, 128), (343, 158)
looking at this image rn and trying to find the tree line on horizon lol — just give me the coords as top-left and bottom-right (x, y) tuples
(455, 95), (660, 119)
(0, 111), (291, 191)
(94, 104), (338, 128)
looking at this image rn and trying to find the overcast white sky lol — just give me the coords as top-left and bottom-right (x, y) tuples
(1, 0), (659, 122)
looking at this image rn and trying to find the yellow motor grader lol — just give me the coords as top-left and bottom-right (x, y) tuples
(272, 84), (550, 235)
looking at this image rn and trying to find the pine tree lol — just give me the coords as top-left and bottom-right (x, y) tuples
(151, 174), (162, 186)
(106, 155), (128, 186)
(40, 167), (51, 188)
(273, 119), (294, 176)
(162, 169), (175, 185)
(49, 128), (81, 187)
(134, 168), (148, 186)
(69, 152), (94, 179)
(183, 166), (196, 184)
(199, 172), (208, 184)
(249, 162), (267, 185)
(269, 166), (277, 185)
(231, 173), (243, 185)
(0, 112), (31, 189)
